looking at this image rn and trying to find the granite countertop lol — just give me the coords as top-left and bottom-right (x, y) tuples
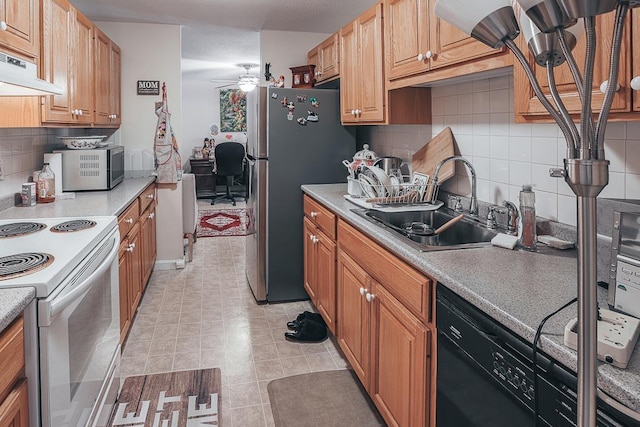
(0, 177), (155, 334)
(302, 183), (640, 413)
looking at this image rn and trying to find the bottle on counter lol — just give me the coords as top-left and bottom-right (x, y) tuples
(37, 163), (56, 203)
(519, 184), (536, 251)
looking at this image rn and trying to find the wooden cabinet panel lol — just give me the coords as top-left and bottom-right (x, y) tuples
(109, 41), (121, 124)
(634, 10), (640, 113)
(303, 218), (318, 302)
(128, 222), (142, 319)
(94, 26), (111, 125)
(318, 33), (339, 82)
(73, 9), (93, 124)
(370, 283), (429, 427)
(303, 196), (336, 240)
(385, 0), (429, 80)
(118, 199), (140, 238)
(0, 379), (29, 427)
(337, 250), (370, 386)
(0, 317), (23, 402)
(316, 231), (336, 333)
(140, 203), (156, 287)
(0, 0), (38, 58)
(514, 12), (631, 121)
(118, 240), (131, 344)
(358, 5), (385, 123)
(340, 20), (359, 123)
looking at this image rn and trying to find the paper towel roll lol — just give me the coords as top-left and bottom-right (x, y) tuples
(43, 153), (63, 195)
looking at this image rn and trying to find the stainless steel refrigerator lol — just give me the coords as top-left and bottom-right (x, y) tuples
(245, 87), (356, 302)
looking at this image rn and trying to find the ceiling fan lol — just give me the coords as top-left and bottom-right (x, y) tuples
(210, 64), (260, 91)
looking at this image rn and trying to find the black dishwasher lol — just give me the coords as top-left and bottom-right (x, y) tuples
(436, 284), (639, 427)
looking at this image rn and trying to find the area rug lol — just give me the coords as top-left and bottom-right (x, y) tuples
(197, 208), (249, 237)
(108, 368), (221, 426)
(267, 369), (385, 427)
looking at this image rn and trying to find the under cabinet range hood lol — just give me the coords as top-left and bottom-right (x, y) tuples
(0, 50), (63, 96)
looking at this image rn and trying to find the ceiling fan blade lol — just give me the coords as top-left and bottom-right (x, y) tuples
(210, 81), (237, 89)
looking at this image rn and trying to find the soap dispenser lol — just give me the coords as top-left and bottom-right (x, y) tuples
(519, 184), (536, 250)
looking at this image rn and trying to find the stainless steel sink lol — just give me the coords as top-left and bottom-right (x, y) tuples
(352, 207), (498, 251)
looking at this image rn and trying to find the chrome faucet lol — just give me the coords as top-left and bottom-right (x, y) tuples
(503, 201), (519, 236)
(431, 156), (478, 216)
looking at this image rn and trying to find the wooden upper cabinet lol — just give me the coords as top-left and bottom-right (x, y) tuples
(633, 10), (640, 113)
(94, 26), (110, 125)
(94, 26), (121, 126)
(308, 33), (340, 84)
(110, 41), (121, 124)
(385, 0), (430, 80)
(514, 11), (631, 122)
(340, 4), (385, 124)
(41, 0), (94, 124)
(0, 0), (39, 58)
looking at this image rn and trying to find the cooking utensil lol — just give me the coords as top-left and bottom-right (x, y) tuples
(412, 127), (455, 200)
(401, 213), (464, 245)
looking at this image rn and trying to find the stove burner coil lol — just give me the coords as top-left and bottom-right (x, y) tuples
(0, 222), (47, 238)
(50, 220), (97, 233)
(0, 253), (54, 280)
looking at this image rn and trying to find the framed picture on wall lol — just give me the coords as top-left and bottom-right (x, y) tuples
(220, 89), (247, 132)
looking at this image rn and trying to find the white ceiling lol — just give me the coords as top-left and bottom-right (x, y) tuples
(71, 0), (380, 84)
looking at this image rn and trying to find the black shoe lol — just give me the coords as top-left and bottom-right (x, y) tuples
(284, 317), (328, 343)
(286, 311), (324, 330)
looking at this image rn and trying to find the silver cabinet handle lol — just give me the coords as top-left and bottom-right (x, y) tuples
(366, 292), (376, 302)
(359, 287), (368, 296)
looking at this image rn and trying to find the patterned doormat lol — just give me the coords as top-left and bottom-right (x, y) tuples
(108, 368), (221, 426)
(197, 208), (249, 237)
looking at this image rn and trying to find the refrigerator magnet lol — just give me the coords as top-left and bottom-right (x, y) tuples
(287, 101), (295, 111)
(271, 92), (278, 99)
(310, 97), (319, 107)
(297, 95), (307, 102)
(307, 111), (318, 122)
(281, 96), (287, 107)
(297, 117), (307, 125)
(287, 111), (294, 121)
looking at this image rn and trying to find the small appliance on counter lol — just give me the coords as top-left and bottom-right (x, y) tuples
(564, 308), (640, 369)
(54, 145), (124, 191)
(608, 211), (640, 319)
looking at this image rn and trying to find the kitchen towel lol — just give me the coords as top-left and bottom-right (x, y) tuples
(43, 153), (63, 196)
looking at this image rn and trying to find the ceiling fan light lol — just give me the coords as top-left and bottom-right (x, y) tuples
(434, 0), (519, 48)
(238, 78), (257, 92)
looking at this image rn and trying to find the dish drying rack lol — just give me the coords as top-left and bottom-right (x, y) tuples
(347, 177), (444, 211)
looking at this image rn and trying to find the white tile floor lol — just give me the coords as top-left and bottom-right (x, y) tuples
(119, 200), (349, 426)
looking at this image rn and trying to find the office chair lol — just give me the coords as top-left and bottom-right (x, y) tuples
(211, 142), (246, 206)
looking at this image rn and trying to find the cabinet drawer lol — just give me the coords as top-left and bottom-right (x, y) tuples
(338, 220), (432, 322)
(304, 195), (336, 240)
(138, 184), (156, 213)
(118, 201), (140, 238)
(0, 316), (24, 402)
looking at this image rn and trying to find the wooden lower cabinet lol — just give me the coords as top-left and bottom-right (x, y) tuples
(0, 316), (29, 427)
(337, 219), (432, 427)
(118, 183), (157, 343)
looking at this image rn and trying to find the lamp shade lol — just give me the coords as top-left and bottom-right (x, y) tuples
(435, 0), (519, 48)
(556, 0), (617, 18)
(516, 0), (576, 32)
(520, 10), (582, 65)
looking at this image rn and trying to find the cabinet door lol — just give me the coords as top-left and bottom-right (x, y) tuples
(337, 250), (370, 388)
(427, 0), (501, 70)
(357, 4), (385, 123)
(385, 0), (430, 81)
(340, 21), (359, 123)
(632, 10), (640, 113)
(41, 0), (74, 123)
(0, 379), (29, 427)
(370, 282), (429, 427)
(0, 0), (38, 58)
(118, 241), (131, 344)
(307, 47), (319, 80)
(128, 223), (142, 318)
(140, 204), (156, 288)
(73, 9), (94, 124)
(303, 218), (318, 302)
(94, 26), (111, 125)
(515, 12), (630, 119)
(110, 41), (121, 125)
(318, 33), (339, 82)
(316, 230), (337, 335)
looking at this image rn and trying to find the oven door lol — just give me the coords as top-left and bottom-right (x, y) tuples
(38, 228), (121, 427)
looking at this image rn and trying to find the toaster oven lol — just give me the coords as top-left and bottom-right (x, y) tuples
(54, 145), (124, 191)
(608, 211), (640, 318)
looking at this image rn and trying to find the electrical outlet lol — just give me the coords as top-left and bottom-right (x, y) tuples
(0, 158), (4, 180)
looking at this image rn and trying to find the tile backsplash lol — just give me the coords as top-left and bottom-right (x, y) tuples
(362, 74), (640, 227)
(0, 127), (117, 209)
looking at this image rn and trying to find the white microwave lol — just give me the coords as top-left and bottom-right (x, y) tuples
(608, 211), (640, 318)
(54, 145), (125, 191)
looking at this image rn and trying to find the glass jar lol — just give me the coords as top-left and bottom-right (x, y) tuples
(37, 163), (56, 203)
(519, 184), (536, 250)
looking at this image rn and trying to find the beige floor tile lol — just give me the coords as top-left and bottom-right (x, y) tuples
(120, 355), (147, 378)
(279, 356), (311, 377)
(230, 405), (266, 427)
(226, 361), (257, 384)
(172, 351), (200, 371)
(122, 339), (151, 358)
(257, 380), (271, 404)
(254, 360), (284, 382)
(263, 403), (275, 427)
(145, 354), (174, 374)
(306, 352), (339, 372)
(252, 343), (279, 361)
(275, 341), (305, 359)
(149, 336), (177, 355)
(228, 382), (262, 409)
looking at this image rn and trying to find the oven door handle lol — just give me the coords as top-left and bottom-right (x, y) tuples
(48, 234), (120, 319)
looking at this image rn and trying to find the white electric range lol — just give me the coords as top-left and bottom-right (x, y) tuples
(0, 216), (121, 427)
